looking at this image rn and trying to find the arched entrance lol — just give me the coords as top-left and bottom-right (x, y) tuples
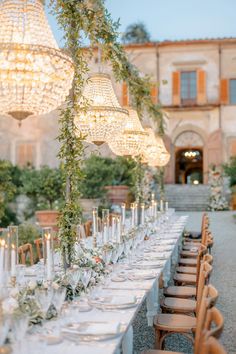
(174, 131), (204, 185)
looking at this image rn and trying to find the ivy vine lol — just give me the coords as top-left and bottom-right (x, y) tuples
(50, 0), (165, 265)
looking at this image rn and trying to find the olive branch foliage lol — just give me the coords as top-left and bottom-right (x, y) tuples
(50, 0), (165, 266)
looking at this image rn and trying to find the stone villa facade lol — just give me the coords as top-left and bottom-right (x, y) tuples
(0, 38), (236, 185)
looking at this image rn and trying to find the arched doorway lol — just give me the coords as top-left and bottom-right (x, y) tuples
(174, 131), (204, 185)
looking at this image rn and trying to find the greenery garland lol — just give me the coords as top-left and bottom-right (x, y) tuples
(50, 0), (165, 265)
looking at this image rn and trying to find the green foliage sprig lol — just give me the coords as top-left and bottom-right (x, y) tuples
(50, 0), (165, 265)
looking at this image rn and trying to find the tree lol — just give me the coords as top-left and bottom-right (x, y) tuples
(122, 22), (151, 44)
(0, 160), (17, 226)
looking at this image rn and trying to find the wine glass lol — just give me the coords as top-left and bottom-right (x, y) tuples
(0, 314), (10, 348)
(11, 314), (29, 354)
(52, 287), (66, 317)
(35, 288), (53, 318)
(67, 268), (81, 301)
(80, 268), (92, 290)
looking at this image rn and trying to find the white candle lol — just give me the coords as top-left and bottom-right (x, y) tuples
(154, 201), (157, 219)
(135, 202), (138, 225)
(121, 203), (126, 226)
(111, 216), (116, 242)
(116, 217), (121, 243)
(0, 240), (5, 283)
(141, 204), (145, 225)
(92, 210), (97, 235)
(131, 205), (135, 228)
(11, 244), (16, 277)
(103, 223), (108, 244)
(46, 234), (52, 281)
(160, 199), (164, 212)
(165, 201), (169, 211)
(151, 193), (155, 201)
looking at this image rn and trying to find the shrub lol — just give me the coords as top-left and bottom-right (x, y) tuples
(223, 156), (236, 187)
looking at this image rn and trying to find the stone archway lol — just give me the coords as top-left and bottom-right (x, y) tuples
(174, 130), (204, 184)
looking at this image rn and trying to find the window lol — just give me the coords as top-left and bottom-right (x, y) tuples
(181, 71), (197, 104)
(230, 79), (236, 104)
(16, 142), (35, 167)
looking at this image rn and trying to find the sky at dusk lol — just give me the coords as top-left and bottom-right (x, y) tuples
(46, 0), (236, 47)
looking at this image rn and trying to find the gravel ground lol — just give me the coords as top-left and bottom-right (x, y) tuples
(132, 211), (236, 354)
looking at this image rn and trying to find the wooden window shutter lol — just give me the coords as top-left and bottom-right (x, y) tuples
(150, 84), (158, 104)
(197, 69), (206, 104)
(16, 143), (35, 167)
(220, 79), (229, 104)
(122, 82), (128, 106)
(172, 71), (180, 105)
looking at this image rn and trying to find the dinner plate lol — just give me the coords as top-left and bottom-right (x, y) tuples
(62, 321), (124, 342)
(89, 295), (137, 310)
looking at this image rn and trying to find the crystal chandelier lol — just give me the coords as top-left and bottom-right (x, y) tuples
(0, 0), (74, 122)
(74, 73), (128, 145)
(108, 107), (148, 157)
(144, 128), (170, 167)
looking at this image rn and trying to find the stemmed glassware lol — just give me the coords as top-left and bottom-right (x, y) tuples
(35, 288), (53, 319)
(11, 314), (29, 354)
(67, 268), (81, 301)
(80, 268), (92, 291)
(52, 287), (66, 317)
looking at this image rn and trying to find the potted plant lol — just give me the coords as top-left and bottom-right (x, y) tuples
(20, 166), (63, 229)
(79, 155), (115, 215)
(223, 156), (236, 210)
(104, 156), (136, 205)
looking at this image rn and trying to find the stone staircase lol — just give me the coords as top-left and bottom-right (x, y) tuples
(164, 184), (210, 211)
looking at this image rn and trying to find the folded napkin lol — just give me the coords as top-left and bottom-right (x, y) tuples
(110, 295), (136, 305)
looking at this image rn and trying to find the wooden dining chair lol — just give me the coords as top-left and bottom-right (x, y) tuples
(153, 284), (218, 350)
(174, 245), (207, 286)
(161, 261), (212, 315)
(142, 306), (224, 354)
(84, 220), (92, 237)
(34, 238), (43, 260)
(184, 213), (209, 242)
(176, 253), (213, 276)
(18, 243), (34, 266)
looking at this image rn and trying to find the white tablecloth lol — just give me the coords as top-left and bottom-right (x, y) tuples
(22, 215), (188, 354)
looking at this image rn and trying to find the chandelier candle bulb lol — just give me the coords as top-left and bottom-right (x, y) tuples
(141, 203), (145, 225)
(11, 244), (16, 277)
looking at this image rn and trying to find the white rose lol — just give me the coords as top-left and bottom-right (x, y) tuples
(28, 280), (37, 291)
(42, 281), (48, 289)
(2, 298), (19, 314)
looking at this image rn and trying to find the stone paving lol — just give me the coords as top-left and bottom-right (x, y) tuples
(133, 211), (236, 354)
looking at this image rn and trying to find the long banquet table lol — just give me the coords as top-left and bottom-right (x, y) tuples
(20, 213), (188, 354)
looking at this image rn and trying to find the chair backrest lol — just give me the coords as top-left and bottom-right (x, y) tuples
(195, 307), (225, 354)
(18, 243), (34, 265)
(34, 238), (43, 260)
(195, 244), (208, 285)
(196, 262), (213, 313)
(84, 220), (92, 237)
(195, 285), (219, 354)
(203, 253), (213, 265)
(200, 336), (226, 354)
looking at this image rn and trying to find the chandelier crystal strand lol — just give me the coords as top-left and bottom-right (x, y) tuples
(108, 107), (148, 157)
(0, 0), (74, 121)
(74, 73), (128, 145)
